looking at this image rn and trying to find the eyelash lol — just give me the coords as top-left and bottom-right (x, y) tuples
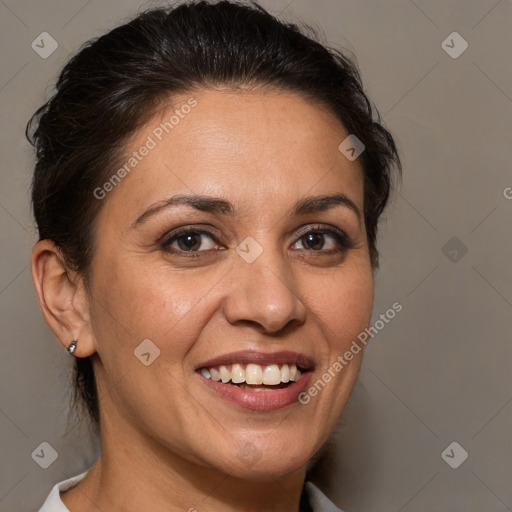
(160, 224), (354, 258)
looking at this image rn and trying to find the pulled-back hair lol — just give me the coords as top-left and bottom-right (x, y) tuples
(26, 0), (401, 428)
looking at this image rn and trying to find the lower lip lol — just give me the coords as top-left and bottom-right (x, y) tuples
(198, 372), (312, 412)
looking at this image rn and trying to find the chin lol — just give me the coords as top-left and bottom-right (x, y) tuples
(217, 438), (314, 482)
(227, 458), (308, 483)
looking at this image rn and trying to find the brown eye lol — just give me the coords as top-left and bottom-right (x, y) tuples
(162, 229), (220, 254)
(300, 232), (328, 251)
(292, 226), (354, 252)
(175, 232), (204, 251)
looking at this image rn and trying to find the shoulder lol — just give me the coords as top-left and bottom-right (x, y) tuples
(38, 470), (89, 512)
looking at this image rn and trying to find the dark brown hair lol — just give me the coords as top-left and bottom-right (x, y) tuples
(26, 0), (401, 428)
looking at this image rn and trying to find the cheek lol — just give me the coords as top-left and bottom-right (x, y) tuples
(307, 264), (374, 350)
(90, 258), (220, 359)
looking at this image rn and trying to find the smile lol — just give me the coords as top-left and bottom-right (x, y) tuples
(199, 363), (302, 387)
(196, 351), (313, 411)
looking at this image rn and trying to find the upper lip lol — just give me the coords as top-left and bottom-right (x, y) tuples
(196, 350), (314, 371)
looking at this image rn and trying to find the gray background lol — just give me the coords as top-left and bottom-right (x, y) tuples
(0, 0), (511, 510)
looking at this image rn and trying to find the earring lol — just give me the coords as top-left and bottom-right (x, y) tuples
(67, 339), (78, 355)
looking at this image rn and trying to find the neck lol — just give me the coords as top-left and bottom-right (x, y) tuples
(61, 413), (307, 512)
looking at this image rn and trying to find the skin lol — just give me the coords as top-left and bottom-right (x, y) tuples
(31, 88), (374, 512)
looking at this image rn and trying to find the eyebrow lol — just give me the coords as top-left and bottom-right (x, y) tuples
(131, 192), (361, 228)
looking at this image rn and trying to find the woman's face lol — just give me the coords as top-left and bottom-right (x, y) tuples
(87, 88), (374, 480)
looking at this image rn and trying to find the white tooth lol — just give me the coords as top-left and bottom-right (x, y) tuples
(291, 368), (302, 382)
(231, 363), (245, 384)
(219, 365), (230, 383)
(245, 364), (263, 385)
(210, 367), (221, 381)
(201, 368), (211, 379)
(281, 364), (290, 383)
(289, 364), (297, 381)
(262, 364), (281, 385)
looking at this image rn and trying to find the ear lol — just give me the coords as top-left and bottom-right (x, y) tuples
(31, 239), (96, 357)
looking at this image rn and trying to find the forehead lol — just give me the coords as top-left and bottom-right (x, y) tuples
(99, 89), (364, 220)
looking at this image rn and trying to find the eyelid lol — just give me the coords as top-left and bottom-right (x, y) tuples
(160, 226), (223, 254)
(292, 224), (354, 250)
(159, 224), (222, 244)
(294, 223), (345, 239)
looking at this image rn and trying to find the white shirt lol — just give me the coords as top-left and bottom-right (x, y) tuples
(38, 470), (343, 512)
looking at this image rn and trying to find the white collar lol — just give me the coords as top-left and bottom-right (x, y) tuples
(38, 470), (89, 511)
(38, 470), (344, 512)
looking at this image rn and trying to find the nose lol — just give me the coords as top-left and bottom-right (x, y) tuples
(222, 248), (307, 334)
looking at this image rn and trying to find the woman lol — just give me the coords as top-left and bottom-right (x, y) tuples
(27, 1), (400, 510)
